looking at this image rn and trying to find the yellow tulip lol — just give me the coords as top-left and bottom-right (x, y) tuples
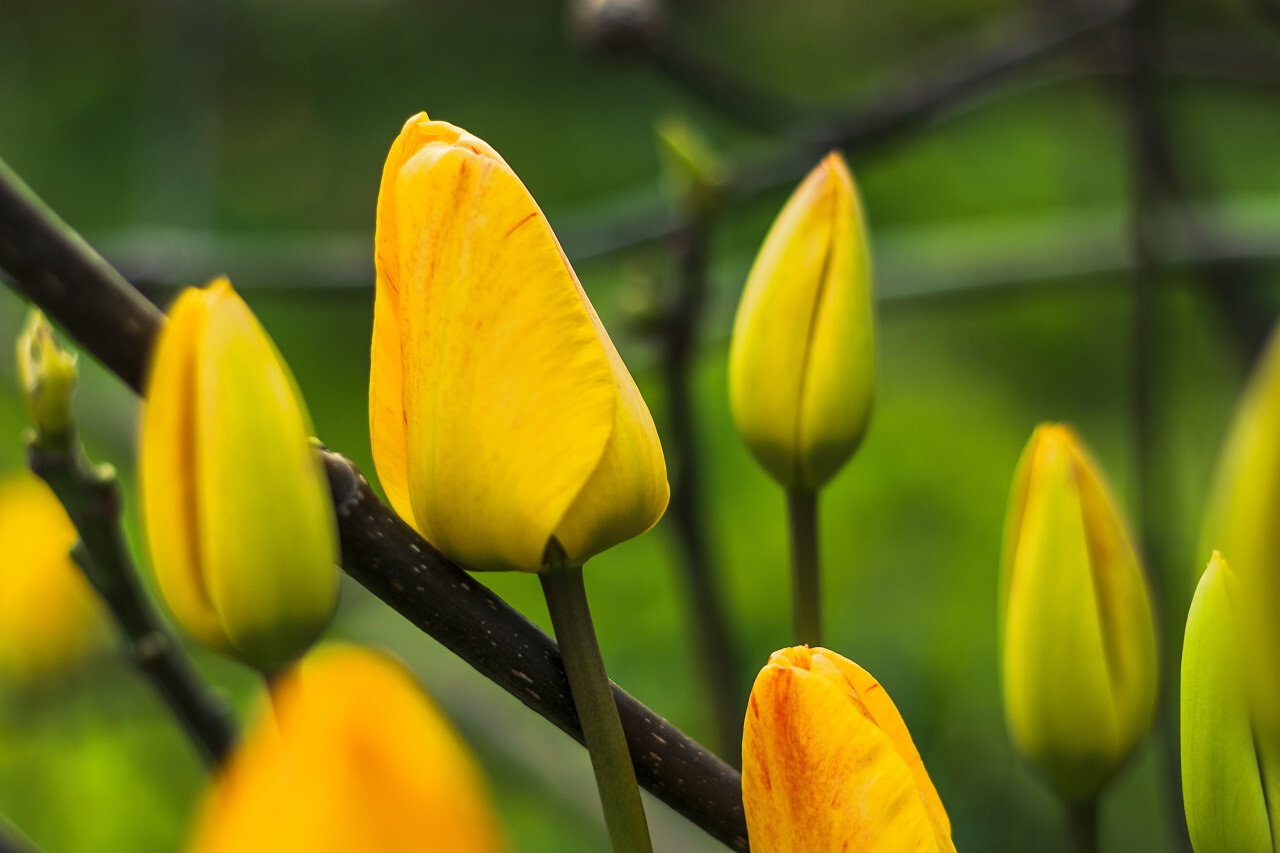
(742, 646), (954, 853)
(999, 424), (1159, 801)
(728, 152), (874, 491)
(0, 472), (105, 685)
(189, 643), (508, 853)
(140, 280), (338, 672)
(369, 113), (668, 573)
(1181, 553), (1279, 853)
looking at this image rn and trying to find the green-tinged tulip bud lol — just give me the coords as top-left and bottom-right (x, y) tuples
(999, 423), (1159, 801)
(1181, 553), (1279, 853)
(16, 310), (78, 442)
(656, 116), (726, 221)
(140, 279), (339, 672)
(728, 152), (873, 491)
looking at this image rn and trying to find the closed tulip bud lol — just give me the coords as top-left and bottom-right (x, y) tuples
(999, 424), (1159, 800)
(370, 113), (668, 573)
(0, 472), (106, 685)
(1203, 323), (1280, 689)
(728, 152), (874, 491)
(743, 646), (954, 853)
(17, 310), (78, 442)
(140, 280), (338, 672)
(189, 644), (508, 853)
(1181, 553), (1280, 853)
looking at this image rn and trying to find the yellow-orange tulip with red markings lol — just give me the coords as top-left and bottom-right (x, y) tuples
(742, 646), (954, 853)
(370, 113), (668, 573)
(141, 280), (338, 672)
(189, 643), (508, 853)
(0, 472), (106, 685)
(1000, 424), (1158, 801)
(728, 152), (874, 491)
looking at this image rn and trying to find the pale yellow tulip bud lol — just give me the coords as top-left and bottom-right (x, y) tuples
(140, 280), (339, 672)
(742, 646), (954, 853)
(189, 644), (508, 853)
(1203, 324), (1280, 705)
(0, 472), (106, 686)
(1181, 553), (1280, 853)
(999, 424), (1159, 801)
(16, 310), (77, 441)
(369, 113), (669, 573)
(728, 152), (874, 491)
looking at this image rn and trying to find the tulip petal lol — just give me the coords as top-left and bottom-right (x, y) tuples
(386, 126), (615, 571)
(1002, 427), (1121, 799)
(196, 282), (339, 670)
(140, 288), (233, 656)
(190, 644), (508, 853)
(1181, 555), (1274, 853)
(1069, 438), (1158, 754)
(369, 116), (509, 526)
(744, 650), (952, 853)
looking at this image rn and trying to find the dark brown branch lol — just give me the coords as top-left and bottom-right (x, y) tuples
(0, 156), (748, 850)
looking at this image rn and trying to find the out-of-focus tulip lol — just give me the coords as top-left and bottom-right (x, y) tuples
(140, 280), (338, 672)
(1203, 324), (1280, 689)
(16, 310), (77, 440)
(0, 472), (105, 685)
(742, 646), (954, 853)
(999, 423), (1159, 801)
(369, 113), (668, 573)
(728, 152), (874, 491)
(1181, 552), (1279, 853)
(189, 643), (507, 853)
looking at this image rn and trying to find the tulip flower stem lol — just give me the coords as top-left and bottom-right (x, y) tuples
(26, 434), (236, 767)
(1065, 798), (1099, 853)
(786, 488), (823, 647)
(540, 565), (653, 853)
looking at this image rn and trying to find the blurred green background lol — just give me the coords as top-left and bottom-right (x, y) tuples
(2, 0), (1279, 849)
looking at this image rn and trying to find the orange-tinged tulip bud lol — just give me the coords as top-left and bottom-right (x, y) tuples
(0, 472), (105, 685)
(188, 644), (508, 853)
(999, 424), (1159, 801)
(369, 113), (669, 573)
(728, 152), (874, 491)
(742, 646), (954, 853)
(140, 280), (339, 672)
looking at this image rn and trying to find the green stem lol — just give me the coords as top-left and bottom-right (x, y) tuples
(540, 566), (652, 853)
(1066, 797), (1100, 853)
(786, 487), (822, 647)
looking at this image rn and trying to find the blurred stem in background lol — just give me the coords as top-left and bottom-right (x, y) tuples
(18, 312), (236, 766)
(1067, 799), (1100, 853)
(540, 564), (653, 853)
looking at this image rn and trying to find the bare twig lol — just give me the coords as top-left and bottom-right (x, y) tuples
(25, 436), (235, 766)
(0, 155), (748, 851)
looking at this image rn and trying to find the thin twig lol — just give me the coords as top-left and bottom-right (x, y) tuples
(658, 221), (744, 768)
(25, 439), (235, 766)
(0, 153), (749, 852)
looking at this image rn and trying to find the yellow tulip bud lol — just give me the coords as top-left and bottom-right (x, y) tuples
(140, 280), (338, 672)
(16, 309), (78, 441)
(189, 644), (508, 853)
(999, 424), (1159, 800)
(728, 152), (874, 491)
(1181, 553), (1280, 853)
(369, 113), (669, 573)
(0, 472), (105, 685)
(1203, 324), (1280, 675)
(742, 646), (954, 853)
